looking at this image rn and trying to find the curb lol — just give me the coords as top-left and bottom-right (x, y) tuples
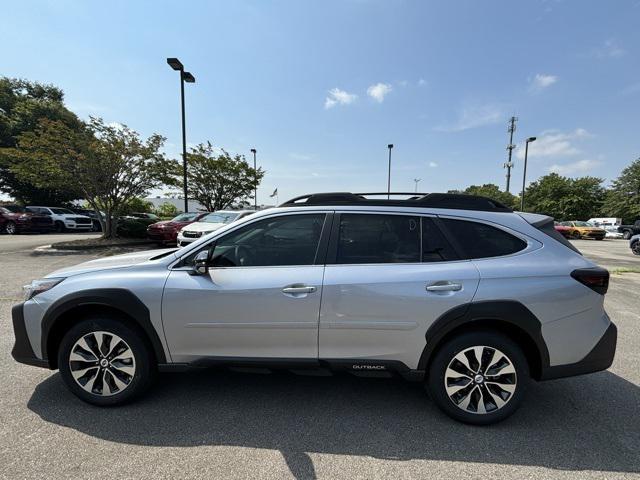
(32, 241), (155, 256)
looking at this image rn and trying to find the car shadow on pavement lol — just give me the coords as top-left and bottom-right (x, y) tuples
(28, 369), (640, 479)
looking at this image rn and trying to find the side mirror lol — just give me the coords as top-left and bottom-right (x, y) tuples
(190, 250), (210, 276)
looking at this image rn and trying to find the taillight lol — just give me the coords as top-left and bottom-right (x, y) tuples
(571, 268), (609, 295)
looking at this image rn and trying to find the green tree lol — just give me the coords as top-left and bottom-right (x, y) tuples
(12, 117), (169, 238)
(462, 184), (518, 209)
(0, 77), (83, 204)
(166, 142), (264, 211)
(155, 202), (179, 218)
(524, 173), (605, 220)
(119, 197), (154, 215)
(602, 158), (640, 224)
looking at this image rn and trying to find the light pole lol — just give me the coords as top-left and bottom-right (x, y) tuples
(520, 136), (537, 211)
(413, 178), (421, 193)
(387, 144), (393, 199)
(167, 57), (195, 213)
(250, 148), (257, 210)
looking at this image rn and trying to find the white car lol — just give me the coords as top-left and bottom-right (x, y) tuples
(26, 206), (93, 233)
(177, 210), (254, 247)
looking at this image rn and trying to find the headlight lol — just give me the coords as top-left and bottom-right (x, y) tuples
(23, 278), (65, 301)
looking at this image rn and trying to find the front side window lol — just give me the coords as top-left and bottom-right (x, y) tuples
(440, 218), (527, 259)
(336, 214), (420, 264)
(211, 214), (326, 267)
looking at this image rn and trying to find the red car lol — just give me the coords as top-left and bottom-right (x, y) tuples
(1, 205), (54, 234)
(554, 221), (572, 239)
(147, 211), (209, 245)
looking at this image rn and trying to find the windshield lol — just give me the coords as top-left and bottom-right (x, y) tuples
(201, 212), (239, 224)
(51, 208), (74, 215)
(4, 205), (24, 213)
(574, 221), (591, 227)
(172, 212), (199, 222)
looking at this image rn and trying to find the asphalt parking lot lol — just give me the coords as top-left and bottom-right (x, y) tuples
(0, 236), (638, 479)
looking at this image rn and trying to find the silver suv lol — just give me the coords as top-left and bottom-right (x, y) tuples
(11, 192), (617, 425)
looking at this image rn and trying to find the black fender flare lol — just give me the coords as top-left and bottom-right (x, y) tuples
(41, 288), (167, 365)
(417, 300), (550, 377)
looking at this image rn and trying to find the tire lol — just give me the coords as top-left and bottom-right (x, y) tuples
(58, 315), (155, 406)
(622, 231), (632, 240)
(632, 242), (640, 256)
(5, 221), (17, 235)
(55, 221), (65, 233)
(571, 231), (581, 240)
(426, 331), (529, 425)
(596, 237), (604, 241)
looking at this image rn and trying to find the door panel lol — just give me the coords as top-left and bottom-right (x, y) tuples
(163, 266), (324, 362)
(319, 262), (479, 369)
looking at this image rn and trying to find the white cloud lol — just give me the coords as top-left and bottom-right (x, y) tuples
(428, 161), (438, 168)
(593, 39), (625, 58)
(549, 159), (602, 175)
(436, 104), (504, 132)
(289, 152), (312, 161)
(530, 73), (558, 91)
(516, 128), (590, 160)
(418, 78), (427, 86)
(367, 83), (393, 103)
(324, 88), (357, 109)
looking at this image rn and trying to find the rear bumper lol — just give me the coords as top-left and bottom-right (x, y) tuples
(540, 321), (617, 380)
(11, 303), (50, 369)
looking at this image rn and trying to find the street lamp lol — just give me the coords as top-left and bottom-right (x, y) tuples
(387, 144), (393, 199)
(520, 136), (537, 211)
(167, 57), (196, 213)
(413, 178), (421, 193)
(250, 148), (257, 210)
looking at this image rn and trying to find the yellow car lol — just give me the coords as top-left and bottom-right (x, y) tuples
(559, 221), (606, 240)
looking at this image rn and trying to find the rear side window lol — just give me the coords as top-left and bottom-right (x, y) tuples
(336, 214), (420, 264)
(440, 218), (527, 259)
(422, 218), (459, 262)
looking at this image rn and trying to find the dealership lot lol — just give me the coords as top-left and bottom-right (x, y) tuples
(0, 237), (638, 479)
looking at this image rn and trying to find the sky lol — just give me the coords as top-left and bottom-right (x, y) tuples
(2, 0), (639, 204)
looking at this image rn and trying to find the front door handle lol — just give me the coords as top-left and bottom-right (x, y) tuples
(426, 282), (462, 292)
(282, 285), (317, 296)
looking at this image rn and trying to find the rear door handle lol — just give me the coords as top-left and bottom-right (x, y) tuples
(426, 282), (462, 292)
(282, 285), (317, 295)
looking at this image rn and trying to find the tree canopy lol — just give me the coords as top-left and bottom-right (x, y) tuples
(459, 184), (518, 209)
(602, 158), (640, 223)
(12, 117), (169, 237)
(0, 77), (83, 204)
(165, 142), (264, 212)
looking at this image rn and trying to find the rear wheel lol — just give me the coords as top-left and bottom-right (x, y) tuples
(54, 221), (65, 233)
(58, 316), (155, 406)
(622, 231), (632, 240)
(427, 331), (528, 425)
(632, 242), (640, 256)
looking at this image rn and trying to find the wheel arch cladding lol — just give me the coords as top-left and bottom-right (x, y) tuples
(42, 288), (166, 369)
(418, 300), (550, 380)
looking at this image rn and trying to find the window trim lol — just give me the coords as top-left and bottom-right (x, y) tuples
(436, 215), (536, 260)
(171, 211), (334, 270)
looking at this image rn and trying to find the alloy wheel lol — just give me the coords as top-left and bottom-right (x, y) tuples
(444, 345), (517, 415)
(5, 222), (16, 234)
(68, 331), (136, 396)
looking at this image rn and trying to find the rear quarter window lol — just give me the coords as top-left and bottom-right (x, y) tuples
(440, 218), (527, 259)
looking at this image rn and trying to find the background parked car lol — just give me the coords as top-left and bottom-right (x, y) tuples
(0, 205), (54, 234)
(147, 211), (209, 245)
(26, 206), (92, 233)
(630, 234), (640, 255)
(554, 221), (572, 239)
(177, 210), (254, 247)
(558, 221), (606, 240)
(71, 208), (104, 232)
(123, 212), (160, 222)
(587, 217), (623, 239)
(618, 219), (640, 240)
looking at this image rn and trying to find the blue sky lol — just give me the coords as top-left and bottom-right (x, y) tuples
(2, 0), (639, 204)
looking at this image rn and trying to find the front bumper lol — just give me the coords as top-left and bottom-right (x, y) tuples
(148, 230), (178, 243)
(540, 321), (617, 380)
(11, 303), (50, 369)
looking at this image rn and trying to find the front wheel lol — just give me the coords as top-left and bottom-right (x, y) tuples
(426, 331), (529, 425)
(5, 221), (17, 235)
(58, 316), (155, 406)
(632, 242), (640, 256)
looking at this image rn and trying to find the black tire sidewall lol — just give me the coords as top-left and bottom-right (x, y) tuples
(427, 331), (529, 425)
(58, 316), (154, 406)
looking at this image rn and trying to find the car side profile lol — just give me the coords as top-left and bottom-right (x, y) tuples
(1, 205), (54, 234)
(559, 220), (606, 240)
(26, 206), (93, 233)
(11, 192), (616, 425)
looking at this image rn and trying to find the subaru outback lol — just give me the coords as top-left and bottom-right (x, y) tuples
(11, 192), (616, 425)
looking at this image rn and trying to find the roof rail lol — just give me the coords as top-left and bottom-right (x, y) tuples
(279, 192), (513, 212)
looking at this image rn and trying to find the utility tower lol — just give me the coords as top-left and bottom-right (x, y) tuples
(504, 116), (518, 192)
